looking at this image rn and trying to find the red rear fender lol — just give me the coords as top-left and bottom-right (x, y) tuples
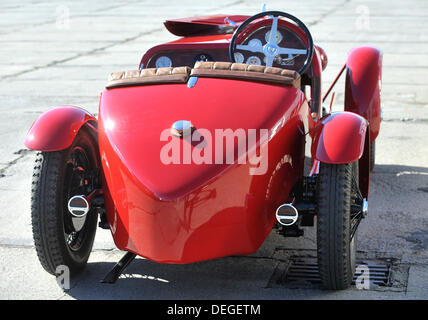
(345, 46), (382, 142)
(25, 106), (97, 151)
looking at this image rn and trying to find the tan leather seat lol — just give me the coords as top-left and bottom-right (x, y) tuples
(106, 66), (190, 89)
(106, 62), (300, 89)
(191, 61), (300, 88)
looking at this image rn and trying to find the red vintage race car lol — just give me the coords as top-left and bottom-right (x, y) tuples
(25, 10), (382, 290)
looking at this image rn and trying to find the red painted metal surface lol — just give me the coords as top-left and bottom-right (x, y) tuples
(311, 111), (368, 164)
(178, 15), (250, 25)
(164, 15), (250, 37)
(345, 46), (382, 142)
(310, 46), (323, 117)
(99, 78), (311, 263)
(25, 106), (96, 151)
(316, 45), (328, 71)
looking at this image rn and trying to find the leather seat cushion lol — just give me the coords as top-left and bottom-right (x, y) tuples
(106, 66), (190, 89)
(191, 61), (300, 87)
(106, 62), (300, 89)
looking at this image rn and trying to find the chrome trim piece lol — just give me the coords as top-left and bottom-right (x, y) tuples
(68, 195), (90, 232)
(362, 198), (368, 217)
(187, 76), (198, 88)
(171, 120), (193, 138)
(68, 195), (89, 217)
(276, 203), (299, 226)
(224, 17), (238, 26)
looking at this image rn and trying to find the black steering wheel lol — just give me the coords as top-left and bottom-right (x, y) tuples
(229, 11), (314, 75)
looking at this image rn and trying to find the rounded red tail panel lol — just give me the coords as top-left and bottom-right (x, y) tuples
(99, 79), (310, 263)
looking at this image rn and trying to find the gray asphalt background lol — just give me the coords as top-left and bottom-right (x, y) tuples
(0, 0), (427, 299)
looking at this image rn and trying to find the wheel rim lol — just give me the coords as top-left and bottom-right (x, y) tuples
(63, 146), (94, 251)
(350, 170), (364, 240)
(349, 163), (362, 271)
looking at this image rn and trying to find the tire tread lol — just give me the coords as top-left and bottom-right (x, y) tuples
(317, 162), (354, 290)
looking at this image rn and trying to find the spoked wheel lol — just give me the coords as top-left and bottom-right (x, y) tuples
(31, 127), (99, 275)
(316, 161), (364, 290)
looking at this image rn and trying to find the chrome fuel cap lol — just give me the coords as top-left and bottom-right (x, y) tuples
(171, 120), (193, 138)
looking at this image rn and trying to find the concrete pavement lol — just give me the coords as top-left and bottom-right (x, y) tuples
(0, 0), (427, 299)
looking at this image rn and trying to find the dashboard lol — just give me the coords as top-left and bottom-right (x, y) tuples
(146, 47), (230, 69)
(144, 24), (308, 72)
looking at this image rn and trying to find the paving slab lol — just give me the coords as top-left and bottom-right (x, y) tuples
(0, 0), (426, 300)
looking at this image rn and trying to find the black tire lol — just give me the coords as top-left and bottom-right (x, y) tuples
(316, 162), (358, 290)
(370, 141), (375, 172)
(31, 127), (99, 276)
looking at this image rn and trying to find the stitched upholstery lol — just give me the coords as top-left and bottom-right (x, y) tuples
(106, 62), (300, 89)
(191, 61), (300, 87)
(106, 66), (190, 89)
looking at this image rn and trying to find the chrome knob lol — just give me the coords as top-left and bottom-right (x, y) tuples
(171, 120), (193, 138)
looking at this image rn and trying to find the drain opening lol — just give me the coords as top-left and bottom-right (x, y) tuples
(284, 258), (392, 288)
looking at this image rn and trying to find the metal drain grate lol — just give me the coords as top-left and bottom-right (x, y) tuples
(284, 258), (392, 288)
(285, 259), (320, 284)
(353, 261), (392, 286)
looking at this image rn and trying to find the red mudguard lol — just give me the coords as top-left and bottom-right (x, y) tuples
(311, 111), (370, 197)
(25, 106), (97, 151)
(311, 112), (368, 164)
(345, 46), (382, 142)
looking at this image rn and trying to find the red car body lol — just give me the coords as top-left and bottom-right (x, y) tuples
(25, 14), (382, 265)
(98, 79), (310, 263)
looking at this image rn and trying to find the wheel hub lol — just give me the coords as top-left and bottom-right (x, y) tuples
(68, 195), (90, 232)
(264, 43), (279, 56)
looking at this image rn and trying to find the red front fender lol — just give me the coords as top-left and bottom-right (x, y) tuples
(25, 106), (97, 151)
(311, 112), (368, 164)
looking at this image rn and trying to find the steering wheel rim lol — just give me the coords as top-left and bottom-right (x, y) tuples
(229, 11), (314, 75)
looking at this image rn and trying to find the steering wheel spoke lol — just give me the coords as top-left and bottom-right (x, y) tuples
(278, 47), (308, 56)
(236, 43), (264, 54)
(265, 55), (275, 67)
(268, 16), (279, 45)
